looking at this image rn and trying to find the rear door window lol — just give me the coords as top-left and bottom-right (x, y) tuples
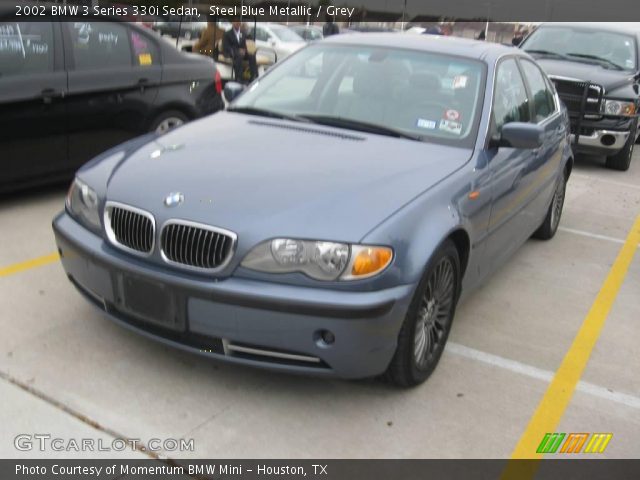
(131, 30), (159, 66)
(0, 22), (54, 77)
(67, 22), (132, 70)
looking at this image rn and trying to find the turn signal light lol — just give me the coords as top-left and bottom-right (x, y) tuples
(350, 247), (393, 277)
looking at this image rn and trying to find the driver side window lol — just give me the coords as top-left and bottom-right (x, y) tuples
(493, 58), (530, 132)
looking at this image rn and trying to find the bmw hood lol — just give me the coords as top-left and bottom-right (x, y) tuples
(102, 112), (472, 243)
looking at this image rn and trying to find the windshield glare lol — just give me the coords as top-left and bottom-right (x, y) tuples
(523, 26), (637, 70)
(234, 45), (485, 146)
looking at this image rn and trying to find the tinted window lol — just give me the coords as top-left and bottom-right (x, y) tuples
(520, 59), (555, 122)
(68, 22), (131, 70)
(493, 58), (530, 130)
(0, 22), (54, 77)
(131, 30), (159, 66)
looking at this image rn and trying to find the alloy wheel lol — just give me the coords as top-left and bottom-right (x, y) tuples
(413, 257), (456, 369)
(155, 117), (185, 135)
(550, 177), (566, 232)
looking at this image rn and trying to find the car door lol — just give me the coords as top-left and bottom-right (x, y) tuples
(518, 58), (566, 226)
(63, 21), (161, 168)
(0, 20), (67, 189)
(485, 57), (537, 271)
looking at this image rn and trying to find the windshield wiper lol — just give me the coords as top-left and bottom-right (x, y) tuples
(227, 106), (311, 123)
(299, 115), (424, 141)
(525, 49), (568, 60)
(565, 53), (624, 70)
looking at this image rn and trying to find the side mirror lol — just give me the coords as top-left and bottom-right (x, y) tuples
(181, 45), (193, 53)
(498, 122), (544, 149)
(223, 81), (246, 103)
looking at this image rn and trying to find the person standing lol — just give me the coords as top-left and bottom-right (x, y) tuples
(323, 15), (339, 37)
(222, 20), (258, 83)
(194, 20), (222, 57)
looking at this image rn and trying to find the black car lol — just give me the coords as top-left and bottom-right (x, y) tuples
(0, 18), (224, 193)
(521, 22), (640, 171)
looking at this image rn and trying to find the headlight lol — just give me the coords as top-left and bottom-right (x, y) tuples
(602, 99), (636, 116)
(241, 238), (392, 281)
(66, 178), (101, 232)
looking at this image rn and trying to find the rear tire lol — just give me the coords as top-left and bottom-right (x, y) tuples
(533, 170), (567, 240)
(386, 240), (460, 388)
(150, 110), (188, 135)
(606, 123), (636, 171)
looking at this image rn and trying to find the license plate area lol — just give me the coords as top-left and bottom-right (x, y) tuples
(119, 275), (184, 331)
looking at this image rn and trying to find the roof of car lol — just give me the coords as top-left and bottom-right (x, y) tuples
(322, 33), (519, 62)
(537, 22), (640, 37)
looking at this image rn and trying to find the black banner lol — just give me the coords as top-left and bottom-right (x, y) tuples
(3, 0), (640, 22)
(2, 460), (640, 480)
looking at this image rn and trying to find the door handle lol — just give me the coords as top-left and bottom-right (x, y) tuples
(41, 88), (63, 104)
(137, 78), (150, 92)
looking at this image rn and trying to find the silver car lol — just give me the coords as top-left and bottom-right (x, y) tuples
(53, 34), (572, 386)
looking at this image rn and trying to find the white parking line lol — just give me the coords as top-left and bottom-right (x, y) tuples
(572, 173), (640, 191)
(559, 227), (627, 245)
(446, 342), (640, 410)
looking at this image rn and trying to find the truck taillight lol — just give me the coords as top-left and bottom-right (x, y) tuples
(215, 70), (222, 94)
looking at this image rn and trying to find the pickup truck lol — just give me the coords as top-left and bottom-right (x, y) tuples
(521, 22), (640, 171)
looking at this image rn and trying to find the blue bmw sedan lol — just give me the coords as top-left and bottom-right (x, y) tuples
(53, 34), (572, 386)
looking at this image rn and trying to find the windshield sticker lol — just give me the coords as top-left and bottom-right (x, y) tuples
(416, 118), (437, 129)
(439, 120), (462, 135)
(452, 75), (468, 89)
(443, 109), (462, 122)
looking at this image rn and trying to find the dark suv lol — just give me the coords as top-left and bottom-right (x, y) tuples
(521, 22), (640, 171)
(0, 18), (224, 193)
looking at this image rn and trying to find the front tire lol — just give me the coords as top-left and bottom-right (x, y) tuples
(606, 124), (636, 171)
(386, 240), (460, 387)
(533, 170), (567, 240)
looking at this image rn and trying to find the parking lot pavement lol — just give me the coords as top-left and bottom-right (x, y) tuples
(1, 152), (639, 459)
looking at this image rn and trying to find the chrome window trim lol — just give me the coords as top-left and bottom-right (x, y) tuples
(159, 219), (238, 274)
(104, 201), (156, 258)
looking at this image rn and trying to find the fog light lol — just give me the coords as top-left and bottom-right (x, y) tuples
(322, 330), (335, 344)
(601, 134), (616, 146)
(315, 329), (335, 346)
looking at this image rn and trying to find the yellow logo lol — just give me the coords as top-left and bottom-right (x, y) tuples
(537, 433), (612, 454)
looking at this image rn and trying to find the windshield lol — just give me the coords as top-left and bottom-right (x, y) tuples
(523, 26), (637, 71)
(270, 26), (303, 42)
(233, 44), (485, 147)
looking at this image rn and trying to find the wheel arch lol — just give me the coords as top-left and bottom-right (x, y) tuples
(447, 228), (471, 280)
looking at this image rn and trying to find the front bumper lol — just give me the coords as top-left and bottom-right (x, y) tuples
(52, 212), (415, 379)
(569, 116), (636, 156)
(570, 129), (630, 151)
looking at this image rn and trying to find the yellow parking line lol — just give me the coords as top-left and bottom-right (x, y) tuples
(0, 252), (60, 277)
(502, 215), (640, 478)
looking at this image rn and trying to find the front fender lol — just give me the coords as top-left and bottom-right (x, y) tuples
(360, 170), (476, 288)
